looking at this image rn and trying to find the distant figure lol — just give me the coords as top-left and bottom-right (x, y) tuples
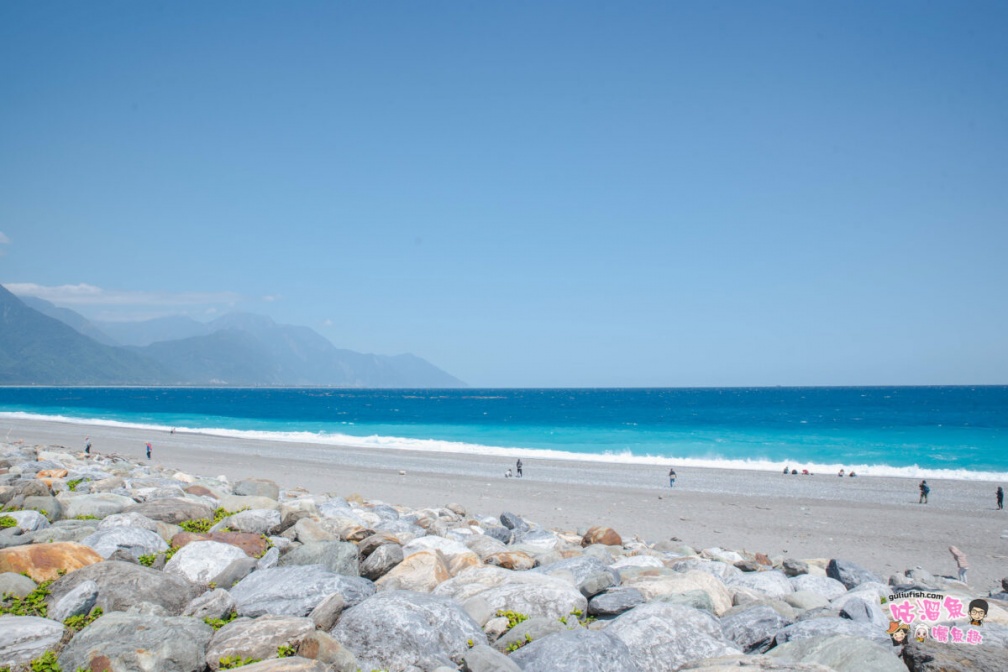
(997, 486), (1004, 510)
(146, 442), (152, 460)
(849, 471), (857, 477)
(791, 469), (798, 475)
(919, 480), (930, 504)
(505, 468), (513, 478)
(802, 469), (810, 476)
(783, 465), (789, 475)
(170, 427), (176, 435)
(668, 468), (677, 488)
(84, 436), (91, 455)
(949, 545), (968, 584)
(516, 459), (523, 478)
(838, 469), (845, 477)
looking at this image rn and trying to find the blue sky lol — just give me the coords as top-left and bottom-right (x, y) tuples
(1, 1), (1006, 387)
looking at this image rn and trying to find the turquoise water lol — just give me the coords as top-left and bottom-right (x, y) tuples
(0, 386), (1005, 480)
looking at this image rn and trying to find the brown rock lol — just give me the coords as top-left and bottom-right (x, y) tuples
(484, 551), (536, 571)
(0, 541), (103, 581)
(171, 531), (269, 557)
(582, 526), (622, 547)
(184, 484), (219, 499)
(37, 469), (68, 479)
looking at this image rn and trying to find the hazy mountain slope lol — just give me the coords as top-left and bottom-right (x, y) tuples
(19, 296), (118, 346)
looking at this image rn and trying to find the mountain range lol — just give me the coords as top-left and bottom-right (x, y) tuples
(0, 284), (465, 387)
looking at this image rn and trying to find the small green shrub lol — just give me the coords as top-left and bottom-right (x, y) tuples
(64, 606), (103, 632)
(276, 644), (296, 658)
(219, 655), (260, 669)
(67, 478), (84, 491)
(204, 610), (238, 630)
(138, 553), (156, 567)
(29, 651), (60, 672)
(496, 609), (529, 630)
(1, 580), (52, 617)
(0, 515), (17, 529)
(74, 514), (98, 521)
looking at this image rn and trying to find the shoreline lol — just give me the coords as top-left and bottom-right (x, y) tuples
(3, 415), (1007, 595)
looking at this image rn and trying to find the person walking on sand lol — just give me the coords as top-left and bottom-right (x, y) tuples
(516, 459), (523, 478)
(84, 436), (91, 455)
(668, 467), (677, 488)
(918, 480), (930, 504)
(146, 442), (152, 460)
(949, 545), (968, 584)
(997, 486), (1004, 510)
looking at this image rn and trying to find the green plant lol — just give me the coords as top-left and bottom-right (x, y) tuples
(29, 651), (61, 672)
(0, 515), (17, 529)
(505, 633), (533, 652)
(64, 606), (103, 632)
(496, 609), (529, 630)
(74, 514), (98, 521)
(276, 644), (296, 658)
(67, 478), (84, 491)
(1, 580), (52, 617)
(204, 610), (238, 630)
(138, 553), (156, 567)
(219, 655), (260, 669)
(180, 507), (244, 534)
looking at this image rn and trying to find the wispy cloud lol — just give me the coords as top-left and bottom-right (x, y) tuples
(0, 231), (9, 256)
(5, 283), (243, 321)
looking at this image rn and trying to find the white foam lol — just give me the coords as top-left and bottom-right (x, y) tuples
(3, 411), (1007, 482)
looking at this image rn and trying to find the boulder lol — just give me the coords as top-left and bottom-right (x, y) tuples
(292, 518), (339, 544)
(0, 571), (37, 598)
(234, 478), (280, 500)
(534, 555), (619, 598)
(171, 531), (270, 557)
(677, 654), (834, 671)
(509, 627), (641, 671)
(463, 643), (523, 672)
(783, 590), (832, 612)
(278, 540), (359, 576)
(183, 588), (237, 621)
(218, 494), (281, 513)
(493, 615), (567, 653)
(230, 565), (375, 617)
(213, 556), (259, 588)
(123, 497), (215, 524)
(485, 551), (536, 571)
(773, 617), (884, 646)
(48, 579), (99, 622)
(768, 634), (906, 671)
(21, 495), (62, 521)
(499, 511), (530, 534)
(839, 595), (888, 629)
(606, 602), (741, 671)
(215, 508), (282, 535)
(781, 559), (810, 577)
(902, 637), (1008, 671)
(229, 658), (334, 671)
(588, 587), (645, 616)
(308, 592), (346, 631)
(47, 560), (200, 616)
(0, 615), (65, 666)
(5, 509), (50, 532)
(164, 540), (249, 585)
(620, 568), (733, 616)
(826, 559), (881, 590)
(581, 526), (622, 547)
(434, 566), (587, 620)
(206, 614), (315, 670)
(375, 548), (450, 592)
(57, 611), (213, 672)
(721, 603), (793, 653)
(788, 574), (848, 601)
(60, 492), (136, 519)
(0, 541), (102, 581)
(332, 589), (487, 671)
(360, 542), (403, 581)
(81, 525), (168, 559)
(729, 571), (794, 599)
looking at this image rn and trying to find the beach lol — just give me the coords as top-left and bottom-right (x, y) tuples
(4, 415), (1006, 595)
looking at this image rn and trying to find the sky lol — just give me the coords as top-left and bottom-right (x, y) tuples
(1, 1), (1006, 388)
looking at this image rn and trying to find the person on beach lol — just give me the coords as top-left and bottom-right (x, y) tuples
(918, 480), (929, 504)
(838, 468), (845, 477)
(783, 465), (789, 475)
(516, 459), (522, 478)
(146, 442), (152, 460)
(84, 436), (91, 455)
(668, 468), (677, 488)
(997, 486), (1004, 510)
(949, 545), (968, 584)
(968, 598), (988, 626)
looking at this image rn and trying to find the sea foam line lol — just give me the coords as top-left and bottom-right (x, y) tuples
(3, 411), (1007, 483)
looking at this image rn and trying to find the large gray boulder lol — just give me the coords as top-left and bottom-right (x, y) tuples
(360, 542), (403, 581)
(902, 638), (1008, 671)
(123, 497), (215, 524)
(433, 566), (588, 620)
(588, 587), (645, 616)
(0, 572), (37, 598)
(278, 540), (359, 576)
(728, 571), (794, 599)
(58, 611), (213, 672)
(81, 525), (168, 559)
(533, 555), (620, 598)
(721, 603), (793, 653)
(206, 615), (315, 670)
(332, 589), (487, 671)
(768, 634), (906, 672)
(46, 560), (200, 616)
(21, 494), (62, 521)
(60, 493), (136, 519)
(508, 627), (641, 672)
(773, 617), (884, 646)
(606, 602), (742, 671)
(183, 588), (237, 621)
(225, 660), (330, 672)
(5, 509), (50, 532)
(788, 574), (848, 601)
(463, 643), (523, 672)
(0, 615), (65, 666)
(234, 478), (280, 500)
(48, 579), (99, 622)
(229, 565), (375, 617)
(215, 508), (282, 535)
(838, 595), (889, 629)
(164, 540), (248, 586)
(826, 559), (881, 590)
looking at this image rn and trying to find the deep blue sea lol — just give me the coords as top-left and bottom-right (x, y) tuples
(1, 386), (1006, 480)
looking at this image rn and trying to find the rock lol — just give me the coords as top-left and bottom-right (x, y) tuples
(21, 494), (62, 521)
(485, 551), (536, 571)
(308, 592), (346, 631)
(482, 525), (513, 545)
(124, 497), (215, 524)
(47, 560), (200, 616)
(0, 571), (37, 598)
(332, 590), (487, 671)
(783, 590), (831, 612)
(721, 603), (794, 653)
(171, 531), (270, 558)
(677, 654), (834, 670)
(57, 611), (213, 672)
(234, 478), (280, 500)
(499, 511), (529, 533)
(434, 566), (588, 620)
(360, 542), (403, 581)
(619, 568), (733, 616)
(0, 615), (65, 666)
(581, 526), (622, 547)
(295, 630), (358, 671)
(164, 540), (249, 586)
(48, 579), (99, 622)
(230, 659), (331, 672)
(99, 511), (177, 540)
(782, 559), (810, 577)
(533, 555), (620, 598)
(768, 634), (906, 671)
(5, 509), (50, 532)
(292, 518), (339, 544)
(0, 541), (103, 581)
(606, 602), (741, 671)
(218, 494), (281, 513)
(206, 614), (315, 670)
(789, 574), (848, 600)
(463, 643), (523, 672)
(81, 525), (168, 559)
(902, 637), (1008, 671)
(839, 596), (888, 629)
(213, 556), (259, 588)
(494, 615), (568, 652)
(230, 565), (375, 617)
(728, 571), (794, 599)
(60, 492), (137, 519)
(588, 587), (645, 616)
(215, 508), (282, 535)
(826, 559), (881, 590)
(508, 627), (641, 671)
(21, 519), (98, 544)
(183, 588), (237, 620)
(278, 540), (359, 576)
(773, 617), (883, 646)
(375, 548), (451, 592)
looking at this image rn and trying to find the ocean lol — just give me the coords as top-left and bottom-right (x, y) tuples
(0, 386), (1006, 481)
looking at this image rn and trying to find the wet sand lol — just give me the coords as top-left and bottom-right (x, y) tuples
(4, 416), (1006, 593)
